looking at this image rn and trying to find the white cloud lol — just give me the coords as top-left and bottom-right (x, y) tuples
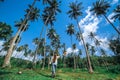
(66, 47), (79, 55)
(79, 7), (100, 43)
(12, 51), (33, 61)
(112, 0), (118, 4)
(78, 7), (112, 56)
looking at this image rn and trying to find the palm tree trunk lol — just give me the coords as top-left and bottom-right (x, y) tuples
(32, 25), (44, 67)
(2, 0), (37, 68)
(74, 54), (76, 69)
(63, 55), (66, 68)
(103, 14), (120, 34)
(33, 14), (51, 67)
(76, 19), (93, 73)
(42, 26), (48, 70)
(48, 55), (50, 69)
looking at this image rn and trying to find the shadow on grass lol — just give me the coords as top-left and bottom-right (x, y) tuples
(0, 71), (12, 75)
(39, 72), (51, 78)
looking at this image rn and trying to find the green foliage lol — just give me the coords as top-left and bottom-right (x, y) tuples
(0, 22), (13, 40)
(108, 65), (120, 74)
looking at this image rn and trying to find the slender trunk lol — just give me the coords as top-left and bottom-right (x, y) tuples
(42, 26), (47, 70)
(63, 55), (66, 68)
(103, 14), (120, 34)
(32, 25), (44, 67)
(13, 22), (29, 53)
(33, 14), (50, 67)
(76, 19), (93, 73)
(2, 0), (37, 68)
(74, 54), (76, 69)
(48, 55), (50, 69)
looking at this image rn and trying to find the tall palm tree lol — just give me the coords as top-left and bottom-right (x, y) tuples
(34, 0), (61, 69)
(2, 0), (40, 68)
(109, 36), (120, 55)
(90, 46), (96, 56)
(100, 48), (108, 71)
(90, 0), (120, 34)
(67, 1), (93, 73)
(62, 43), (67, 68)
(32, 37), (39, 64)
(66, 23), (75, 46)
(88, 32), (101, 46)
(25, 5), (40, 22)
(72, 43), (77, 69)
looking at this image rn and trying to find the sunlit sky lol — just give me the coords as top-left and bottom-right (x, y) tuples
(0, 0), (119, 59)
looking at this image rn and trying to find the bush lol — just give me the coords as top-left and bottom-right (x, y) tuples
(108, 65), (120, 74)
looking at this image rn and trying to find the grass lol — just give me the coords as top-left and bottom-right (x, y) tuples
(0, 67), (120, 80)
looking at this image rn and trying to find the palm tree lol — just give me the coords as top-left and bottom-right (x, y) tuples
(25, 5), (40, 22)
(62, 43), (67, 68)
(88, 32), (101, 46)
(35, 0), (61, 69)
(0, 22), (13, 41)
(90, 46), (96, 56)
(2, 0), (40, 68)
(90, 0), (120, 34)
(32, 37), (39, 64)
(67, 1), (93, 73)
(109, 36), (120, 55)
(16, 44), (28, 58)
(76, 32), (81, 42)
(72, 43), (77, 69)
(100, 48), (108, 71)
(66, 23), (75, 46)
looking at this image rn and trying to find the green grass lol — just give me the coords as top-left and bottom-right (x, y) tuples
(0, 67), (120, 80)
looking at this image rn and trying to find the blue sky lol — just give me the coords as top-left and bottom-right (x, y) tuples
(0, 0), (119, 58)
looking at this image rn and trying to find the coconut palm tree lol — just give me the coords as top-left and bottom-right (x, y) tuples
(25, 5), (40, 22)
(16, 44), (28, 58)
(67, 1), (93, 73)
(32, 37), (39, 64)
(100, 48), (109, 71)
(37, 0), (61, 69)
(72, 43), (77, 69)
(90, 0), (120, 34)
(0, 22), (13, 41)
(109, 36), (120, 55)
(66, 23), (75, 46)
(61, 43), (67, 68)
(90, 46), (96, 56)
(88, 32), (101, 46)
(2, 0), (40, 68)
